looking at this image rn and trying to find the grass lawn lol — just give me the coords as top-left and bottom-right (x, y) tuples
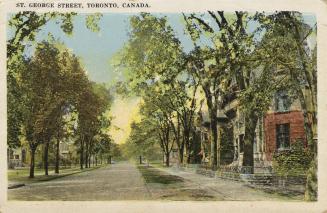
(8, 165), (104, 185)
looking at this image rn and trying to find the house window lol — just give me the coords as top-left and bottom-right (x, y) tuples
(275, 90), (291, 112)
(276, 123), (290, 150)
(14, 154), (19, 159)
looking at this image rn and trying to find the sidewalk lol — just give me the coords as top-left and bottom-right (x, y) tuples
(154, 165), (304, 200)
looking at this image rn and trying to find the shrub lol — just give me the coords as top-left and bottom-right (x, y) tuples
(272, 140), (313, 177)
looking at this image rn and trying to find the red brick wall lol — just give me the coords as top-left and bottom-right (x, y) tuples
(264, 111), (306, 161)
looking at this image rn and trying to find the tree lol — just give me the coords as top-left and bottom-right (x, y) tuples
(94, 133), (112, 165)
(19, 41), (66, 177)
(110, 143), (123, 160)
(183, 14), (230, 170)
(124, 117), (164, 163)
(117, 13), (200, 165)
(256, 12), (317, 153)
(7, 12), (102, 156)
(7, 12), (102, 59)
(256, 11), (317, 200)
(183, 11), (288, 172)
(76, 83), (112, 169)
(138, 87), (176, 167)
(7, 54), (25, 149)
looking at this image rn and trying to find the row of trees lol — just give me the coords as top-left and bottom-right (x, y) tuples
(8, 40), (113, 177)
(118, 12), (317, 199)
(7, 12), (113, 178)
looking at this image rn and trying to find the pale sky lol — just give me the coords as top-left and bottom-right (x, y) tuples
(11, 13), (316, 144)
(109, 96), (141, 144)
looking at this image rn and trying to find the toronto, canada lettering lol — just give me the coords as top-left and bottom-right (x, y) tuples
(87, 3), (118, 8)
(122, 2), (150, 8)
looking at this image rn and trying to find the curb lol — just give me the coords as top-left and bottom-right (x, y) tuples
(8, 183), (25, 189)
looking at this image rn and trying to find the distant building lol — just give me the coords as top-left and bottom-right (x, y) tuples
(7, 147), (28, 168)
(7, 139), (76, 169)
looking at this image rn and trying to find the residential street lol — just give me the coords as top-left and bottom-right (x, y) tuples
(6, 11), (317, 205)
(8, 162), (150, 200)
(8, 161), (302, 201)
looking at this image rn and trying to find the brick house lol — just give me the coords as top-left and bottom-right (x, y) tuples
(195, 87), (309, 173)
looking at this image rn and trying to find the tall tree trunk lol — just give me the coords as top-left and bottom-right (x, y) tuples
(89, 141), (93, 168)
(203, 87), (219, 171)
(186, 142), (191, 164)
(43, 140), (49, 175)
(287, 66), (315, 150)
(296, 87), (314, 151)
(184, 129), (191, 164)
(55, 137), (60, 174)
(242, 113), (258, 174)
(171, 116), (183, 165)
(29, 148), (36, 178)
(177, 118), (184, 165)
(292, 74), (317, 201)
(165, 152), (170, 167)
(178, 145), (184, 165)
(80, 140), (84, 170)
(209, 110), (218, 171)
(85, 141), (89, 168)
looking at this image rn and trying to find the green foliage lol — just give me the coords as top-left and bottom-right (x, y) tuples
(75, 81), (112, 168)
(110, 143), (123, 160)
(272, 140), (313, 177)
(259, 12), (317, 151)
(85, 13), (102, 33)
(7, 12), (102, 59)
(19, 41), (64, 148)
(7, 37), (113, 175)
(304, 158), (317, 201)
(238, 65), (279, 118)
(118, 13), (200, 165)
(220, 125), (234, 165)
(7, 11), (103, 151)
(122, 119), (163, 161)
(118, 13), (184, 93)
(7, 55), (26, 148)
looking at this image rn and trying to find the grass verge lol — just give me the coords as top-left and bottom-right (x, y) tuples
(8, 165), (105, 185)
(137, 165), (217, 200)
(137, 165), (184, 185)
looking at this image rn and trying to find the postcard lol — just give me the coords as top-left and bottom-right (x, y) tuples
(0, 0), (327, 212)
